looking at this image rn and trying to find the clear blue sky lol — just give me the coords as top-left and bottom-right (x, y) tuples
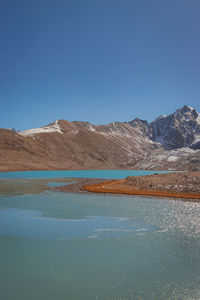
(1, 0), (200, 130)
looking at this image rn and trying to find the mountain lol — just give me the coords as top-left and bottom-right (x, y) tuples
(0, 106), (200, 171)
(149, 106), (200, 149)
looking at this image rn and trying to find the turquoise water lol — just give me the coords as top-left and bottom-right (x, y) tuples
(0, 171), (200, 299)
(47, 182), (74, 188)
(0, 169), (167, 179)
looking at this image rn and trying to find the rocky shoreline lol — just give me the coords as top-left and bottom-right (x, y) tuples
(55, 172), (200, 201)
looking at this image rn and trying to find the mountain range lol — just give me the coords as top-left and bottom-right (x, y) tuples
(0, 105), (200, 171)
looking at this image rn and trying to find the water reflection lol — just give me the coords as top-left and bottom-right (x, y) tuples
(0, 207), (156, 239)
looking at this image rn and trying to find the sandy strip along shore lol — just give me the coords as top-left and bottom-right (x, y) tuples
(54, 172), (200, 201)
(80, 172), (200, 200)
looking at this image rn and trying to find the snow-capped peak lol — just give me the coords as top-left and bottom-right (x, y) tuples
(19, 120), (63, 136)
(149, 105), (200, 150)
(154, 115), (167, 121)
(187, 105), (195, 110)
(174, 105), (196, 116)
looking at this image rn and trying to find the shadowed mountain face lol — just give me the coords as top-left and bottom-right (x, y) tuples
(1, 106), (200, 171)
(149, 106), (200, 150)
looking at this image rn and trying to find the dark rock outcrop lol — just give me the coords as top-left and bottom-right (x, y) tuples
(149, 106), (200, 149)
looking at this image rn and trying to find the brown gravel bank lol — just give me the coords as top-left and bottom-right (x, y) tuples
(81, 172), (200, 200)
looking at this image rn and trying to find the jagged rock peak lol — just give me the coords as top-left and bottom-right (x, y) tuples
(132, 117), (148, 123)
(175, 105), (195, 113)
(129, 118), (149, 126)
(174, 105), (198, 120)
(128, 118), (149, 136)
(149, 105), (200, 150)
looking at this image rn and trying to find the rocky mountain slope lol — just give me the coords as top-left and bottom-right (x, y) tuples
(149, 106), (200, 150)
(0, 106), (200, 171)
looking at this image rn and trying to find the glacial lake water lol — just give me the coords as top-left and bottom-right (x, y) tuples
(0, 169), (168, 179)
(0, 170), (200, 300)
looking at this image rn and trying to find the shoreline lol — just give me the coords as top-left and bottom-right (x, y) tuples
(1, 169), (199, 201)
(54, 178), (111, 194)
(81, 180), (200, 201)
(54, 172), (200, 201)
(0, 168), (179, 173)
(80, 172), (200, 201)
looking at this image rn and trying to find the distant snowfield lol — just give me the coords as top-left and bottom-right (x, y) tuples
(19, 120), (63, 136)
(167, 156), (179, 162)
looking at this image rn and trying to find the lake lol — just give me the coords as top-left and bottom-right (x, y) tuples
(0, 169), (168, 179)
(0, 170), (200, 300)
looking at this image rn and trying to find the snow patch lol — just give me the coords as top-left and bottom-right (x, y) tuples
(194, 134), (200, 143)
(177, 147), (195, 154)
(196, 114), (200, 125)
(167, 156), (179, 162)
(155, 115), (167, 121)
(89, 125), (95, 132)
(70, 130), (78, 134)
(156, 155), (166, 161)
(19, 120), (63, 136)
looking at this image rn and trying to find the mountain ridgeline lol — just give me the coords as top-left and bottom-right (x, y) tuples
(0, 106), (200, 171)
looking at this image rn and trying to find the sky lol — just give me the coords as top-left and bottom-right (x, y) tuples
(0, 0), (200, 130)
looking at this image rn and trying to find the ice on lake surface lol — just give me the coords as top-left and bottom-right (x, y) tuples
(0, 207), (156, 239)
(0, 170), (200, 300)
